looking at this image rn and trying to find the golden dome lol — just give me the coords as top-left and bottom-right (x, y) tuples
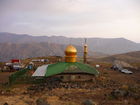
(65, 45), (77, 62)
(65, 45), (77, 55)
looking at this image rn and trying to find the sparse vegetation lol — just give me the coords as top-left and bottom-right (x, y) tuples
(0, 55), (140, 105)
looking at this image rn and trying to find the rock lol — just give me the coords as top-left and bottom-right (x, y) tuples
(121, 85), (129, 90)
(24, 100), (34, 105)
(3, 103), (8, 105)
(82, 100), (97, 105)
(124, 100), (128, 104)
(111, 89), (128, 98)
(129, 93), (140, 100)
(36, 98), (50, 105)
(1, 91), (5, 95)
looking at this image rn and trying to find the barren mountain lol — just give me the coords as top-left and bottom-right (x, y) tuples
(0, 32), (140, 55)
(0, 42), (66, 61)
(99, 51), (140, 63)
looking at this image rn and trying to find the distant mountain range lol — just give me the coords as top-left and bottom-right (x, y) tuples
(0, 42), (104, 61)
(0, 32), (140, 61)
(0, 42), (65, 61)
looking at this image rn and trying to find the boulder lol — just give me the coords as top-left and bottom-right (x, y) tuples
(36, 98), (50, 105)
(3, 103), (8, 105)
(111, 89), (128, 98)
(82, 100), (97, 105)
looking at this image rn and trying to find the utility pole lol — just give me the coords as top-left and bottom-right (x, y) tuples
(83, 38), (88, 63)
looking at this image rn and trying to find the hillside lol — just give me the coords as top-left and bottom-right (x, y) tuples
(99, 51), (140, 64)
(0, 61), (140, 105)
(0, 32), (140, 55)
(0, 42), (66, 61)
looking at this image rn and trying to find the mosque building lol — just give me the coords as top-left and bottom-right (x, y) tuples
(32, 44), (99, 82)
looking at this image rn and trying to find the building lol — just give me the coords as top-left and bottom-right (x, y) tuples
(11, 59), (20, 63)
(32, 45), (99, 82)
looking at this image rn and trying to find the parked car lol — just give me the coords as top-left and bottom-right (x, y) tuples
(13, 64), (22, 70)
(120, 69), (133, 74)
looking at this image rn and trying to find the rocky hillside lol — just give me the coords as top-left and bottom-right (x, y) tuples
(0, 32), (140, 55)
(98, 51), (140, 64)
(0, 42), (67, 61)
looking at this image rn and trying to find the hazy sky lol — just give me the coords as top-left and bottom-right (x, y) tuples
(0, 0), (140, 42)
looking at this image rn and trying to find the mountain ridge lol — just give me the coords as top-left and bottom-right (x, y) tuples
(0, 32), (140, 61)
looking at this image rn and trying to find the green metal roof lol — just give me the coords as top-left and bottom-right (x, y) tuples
(45, 62), (99, 77)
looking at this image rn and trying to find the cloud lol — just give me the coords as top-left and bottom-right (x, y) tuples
(0, 0), (140, 42)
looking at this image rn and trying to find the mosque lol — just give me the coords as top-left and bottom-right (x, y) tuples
(32, 43), (99, 82)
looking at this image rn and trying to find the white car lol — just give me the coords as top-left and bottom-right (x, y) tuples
(13, 64), (22, 70)
(120, 69), (133, 74)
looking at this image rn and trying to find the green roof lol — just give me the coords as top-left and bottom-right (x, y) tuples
(45, 62), (99, 77)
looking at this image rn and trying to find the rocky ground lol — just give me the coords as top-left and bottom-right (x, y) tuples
(0, 63), (140, 105)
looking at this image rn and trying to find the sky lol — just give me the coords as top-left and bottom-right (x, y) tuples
(0, 0), (140, 42)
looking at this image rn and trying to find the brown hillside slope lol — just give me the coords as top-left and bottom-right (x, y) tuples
(100, 51), (140, 63)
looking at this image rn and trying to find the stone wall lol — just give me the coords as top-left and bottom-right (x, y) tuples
(55, 74), (95, 82)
